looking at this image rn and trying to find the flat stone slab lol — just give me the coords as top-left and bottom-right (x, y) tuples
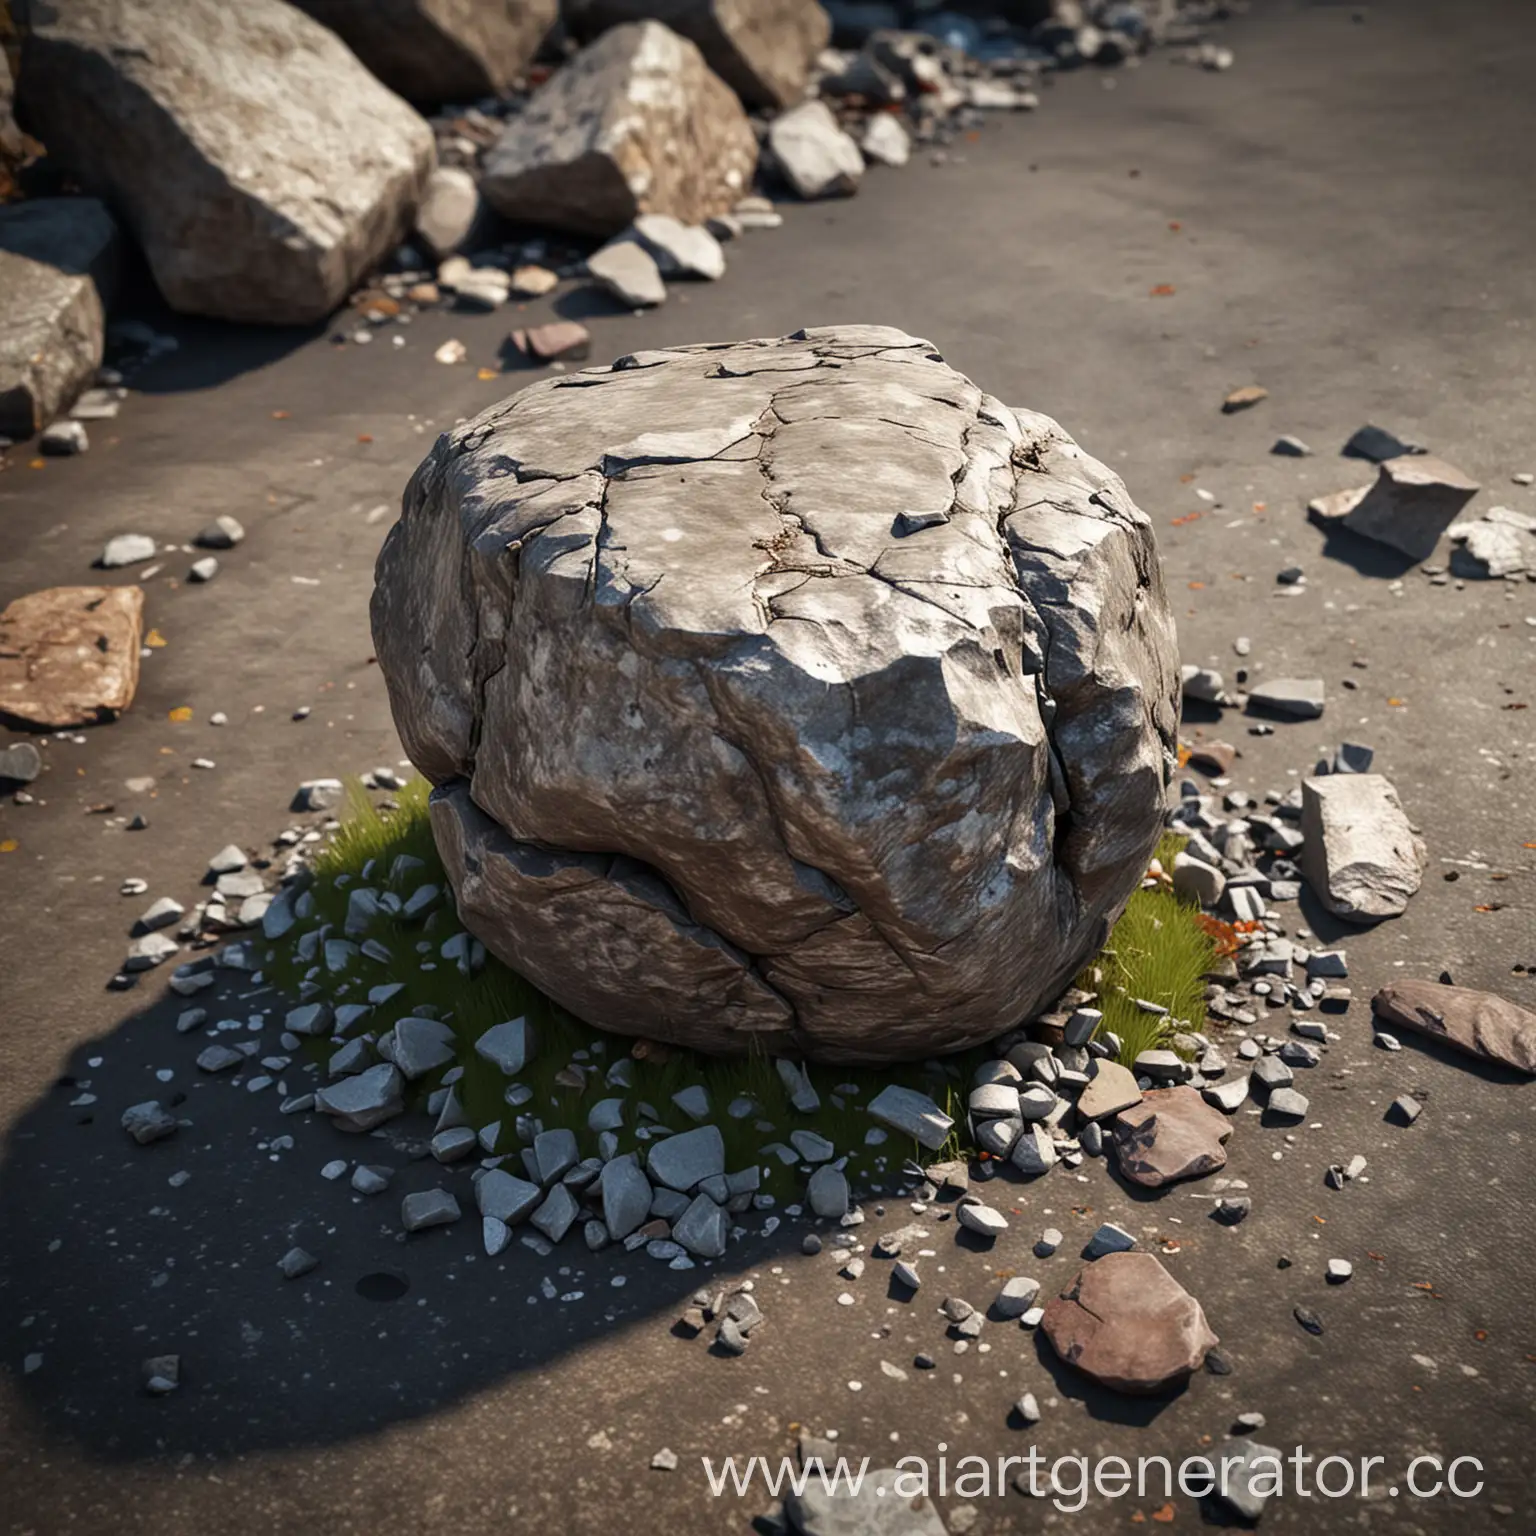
(1302, 773), (1426, 923)
(1076, 1058), (1143, 1121)
(0, 585), (143, 729)
(1041, 1251), (1218, 1395)
(1112, 1086), (1233, 1187)
(646, 1124), (725, 1191)
(867, 1086), (954, 1149)
(1307, 454), (1479, 561)
(1372, 981), (1536, 1075)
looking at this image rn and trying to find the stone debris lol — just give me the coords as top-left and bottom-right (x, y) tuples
(1221, 384), (1267, 413)
(0, 586), (144, 729)
(1343, 424), (1423, 462)
(619, 213), (725, 281)
(766, 100), (865, 200)
(0, 741), (42, 783)
(860, 112), (911, 167)
(0, 197), (120, 438)
(1447, 506), (1536, 579)
(1084, 1222), (1136, 1260)
(121, 1100), (178, 1145)
(1307, 455), (1480, 562)
(867, 1086), (953, 1149)
(377, 329), (1178, 1061)
(482, 23), (758, 237)
(402, 1189), (462, 1232)
(511, 322), (592, 364)
(784, 1468), (946, 1536)
(1372, 982), (1536, 1074)
(142, 1355), (181, 1395)
(1215, 1440), (1284, 1522)
(315, 1063), (405, 1132)
(1041, 1252), (1217, 1395)
(277, 1246), (319, 1279)
(955, 1201), (1007, 1238)
(18, 0), (436, 324)
(1301, 774), (1426, 923)
(1248, 677), (1326, 720)
(1390, 1093), (1423, 1125)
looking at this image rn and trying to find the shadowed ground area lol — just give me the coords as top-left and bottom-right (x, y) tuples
(1, 1), (1534, 1531)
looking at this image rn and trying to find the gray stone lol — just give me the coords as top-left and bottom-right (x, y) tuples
(40, 418), (88, 455)
(402, 1188), (461, 1232)
(1372, 980), (1536, 1075)
(121, 1100), (178, 1144)
(968, 1082), (1020, 1119)
(600, 1157), (653, 1239)
(314, 1062), (405, 1131)
(379, 328), (1179, 1063)
(475, 1016), (536, 1075)
(766, 100), (864, 200)
(956, 1201), (1008, 1237)
(1391, 1093), (1423, 1124)
(1172, 851), (1226, 907)
(994, 1275), (1040, 1320)
(784, 1468), (946, 1536)
(806, 1164), (849, 1218)
(647, 1124), (726, 1191)
(0, 740), (42, 783)
(126, 933), (178, 971)
(1008, 1123), (1058, 1176)
(17, 0), (435, 324)
(672, 1192), (728, 1257)
(789, 1128), (835, 1163)
(351, 1164), (392, 1195)
(482, 23), (758, 238)
(975, 1117), (1020, 1158)
(1248, 678), (1326, 719)
(1250, 1054), (1293, 1092)
(195, 516), (245, 550)
(1450, 513), (1536, 578)
(1076, 1058), (1142, 1120)
(277, 1246), (319, 1279)
(868, 1085), (954, 1147)
(1214, 1441), (1284, 1522)
(860, 111), (911, 167)
(1302, 774), (1426, 923)
(530, 1183), (580, 1243)
(1084, 1221), (1136, 1259)
(534, 1127), (580, 1184)
(390, 1016), (457, 1079)
(1266, 1087), (1309, 1119)
(892, 1259), (921, 1290)
(1063, 1007), (1102, 1048)
(1133, 1049), (1189, 1083)
(621, 213), (725, 281)
(0, 198), (120, 438)
(1307, 455), (1480, 561)
(292, 0), (556, 103)
(566, 0), (829, 109)
(430, 1127), (477, 1163)
(1203, 1075), (1250, 1114)
(100, 535), (157, 570)
(587, 239), (667, 308)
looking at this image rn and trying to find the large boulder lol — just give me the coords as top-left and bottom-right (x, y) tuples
(372, 325), (1179, 1063)
(565, 0), (831, 109)
(15, 0), (436, 325)
(0, 198), (120, 439)
(292, 0), (557, 104)
(480, 21), (757, 238)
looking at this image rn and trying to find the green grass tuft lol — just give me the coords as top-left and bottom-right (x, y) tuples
(271, 785), (1214, 1194)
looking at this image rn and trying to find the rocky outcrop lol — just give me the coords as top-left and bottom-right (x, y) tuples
(373, 325), (1179, 1062)
(0, 586), (144, 729)
(566, 0), (831, 109)
(15, 0), (435, 325)
(480, 22), (757, 237)
(0, 198), (119, 439)
(292, 0), (557, 104)
(1372, 981), (1536, 1075)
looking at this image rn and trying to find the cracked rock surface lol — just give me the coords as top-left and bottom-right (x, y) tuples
(372, 325), (1179, 1062)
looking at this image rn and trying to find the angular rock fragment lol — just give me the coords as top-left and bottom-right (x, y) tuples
(292, 0), (557, 104)
(567, 0), (829, 109)
(1112, 1087), (1233, 1187)
(868, 1086), (953, 1147)
(619, 213), (725, 281)
(511, 322), (591, 365)
(413, 166), (482, 258)
(1301, 774), (1425, 923)
(647, 1124), (726, 1191)
(121, 1100), (178, 1145)
(1448, 509), (1536, 579)
(784, 1468), (946, 1536)
(374, 327), (1179, 1062)
(1042, 1252), (1217, 1395)
(766, 100), (864, 200)
(587, 240), (667, 308)
(402, 1188), (461, 1231)
(1076, 1058), (1142, 1121)
(0, 586), (143, 730)
(481, 23), (758, 237)
(1372, 981), (1536, 1075)
(314, 1062), (405, 1131)
(1248, 677), (1325, 720)
(17, 0), (436, 324)
(860, 112), (911, 167)
(0, 198), (120, 438)
(1307, 455), (1479, 561)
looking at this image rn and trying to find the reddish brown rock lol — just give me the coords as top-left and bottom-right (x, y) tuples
(1185, 739), (1236, 775)
(1373, 981), (1536, 1076)
(0, 585), (144, 728)
(1112, 1085), (1233, 1187)
(1042, 1251), (1217, 1395)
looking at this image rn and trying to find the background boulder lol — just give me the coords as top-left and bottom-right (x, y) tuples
(0, 198), (119, 439)
(293, 0), (557, 105)
(481, 21), (757, 237)
(15, 0), (436, 325)
(565, 0), (831, 109)
(372, 325), (1179, 1062)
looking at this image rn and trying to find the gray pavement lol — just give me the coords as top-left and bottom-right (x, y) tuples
(1, 1), (1534, 1531)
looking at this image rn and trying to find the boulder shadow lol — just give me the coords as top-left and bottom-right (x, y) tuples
(1313, 525), (1421, 580)
(0, 974), (810, 1465)
(1028, 1330), (1185, 1428)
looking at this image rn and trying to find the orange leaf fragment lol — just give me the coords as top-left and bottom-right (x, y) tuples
(477, 367), (499, 380)
(168, 706), (192, 722)
(0, 839), (17, 853)
(357, 433), (374, 444)
(145, 629), (167, 647)
(1152, 1503), (1176, 1523)
(1188, 581), (1205, 590)
(1150, 284), (1176, 297)
(271, 409), (290, 419)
